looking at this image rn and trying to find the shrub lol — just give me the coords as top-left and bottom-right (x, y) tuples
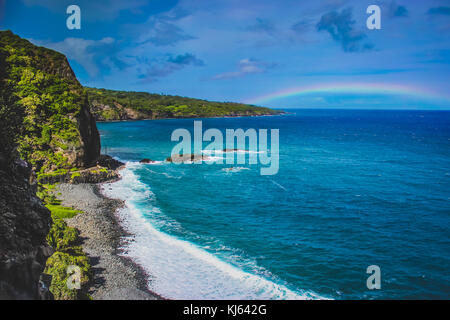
(46, 217), (78, 251)
(46, 204), (80, 219)
(45, 250), (91, 300)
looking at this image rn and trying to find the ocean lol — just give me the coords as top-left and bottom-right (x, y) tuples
(97, 109), (450, 299)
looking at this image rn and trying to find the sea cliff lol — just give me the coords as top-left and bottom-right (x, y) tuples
(0, 30), (281, 300)
(0, 30), (104, 299)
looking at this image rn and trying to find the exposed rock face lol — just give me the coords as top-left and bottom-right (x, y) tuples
(0, 151), (52, 300)
(77, 95), (101, 167)
(96, 155), (124, 170)
(90, 101), (152, 121)
(35, 43), (101, 169)
(37, 166), (120, 185)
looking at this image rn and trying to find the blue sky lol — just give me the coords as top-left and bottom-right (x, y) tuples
(1, 0), (450, 109)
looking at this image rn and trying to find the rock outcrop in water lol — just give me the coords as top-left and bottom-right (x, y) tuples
(166, 154), (211, 163)
(139, 158), (156, 164)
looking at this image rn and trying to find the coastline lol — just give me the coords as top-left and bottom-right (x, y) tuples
(90, 163), (318, 300)
(54, 182), (163, 300)
(95, 111), (286, 123)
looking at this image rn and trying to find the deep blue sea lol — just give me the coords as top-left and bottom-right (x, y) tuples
(97, 109), (450, 299)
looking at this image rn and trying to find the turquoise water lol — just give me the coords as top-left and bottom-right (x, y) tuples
(98, 109), (450, 299)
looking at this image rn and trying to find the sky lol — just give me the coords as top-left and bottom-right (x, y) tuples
(1, 0), (450, 109)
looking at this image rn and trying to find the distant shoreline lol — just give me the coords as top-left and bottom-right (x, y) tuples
(95, 111), (286, 123)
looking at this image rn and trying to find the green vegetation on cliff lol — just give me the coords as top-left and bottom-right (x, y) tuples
(86, 87), (282, 121)
(0, 30), (100, 174)
(1, 30), (97, 300)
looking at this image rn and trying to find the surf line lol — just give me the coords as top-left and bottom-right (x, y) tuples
(170, 120), (280, 175)
(183, 304), (217, 318)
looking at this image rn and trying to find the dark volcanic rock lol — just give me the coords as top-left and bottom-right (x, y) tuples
(78, 95), (101, 167)
(97, 155), (124, 170)
(0, 150), (52, 300)
(37, 166), (120, 185)
(139, 158), (155, 164)
(166, 154), (210, 163)
(70, 167), (120, 184)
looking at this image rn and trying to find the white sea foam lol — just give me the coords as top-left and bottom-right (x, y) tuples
(204, 155), (224, 163)
(111, 155), (130, 163)
(101, 164), (327, 300)
(222, 167), (251, 173)
(144, 167), (183, 180)
(142, 160), (164, 165)
(171, 155), (225, 164)
(203, 149), (265, 155)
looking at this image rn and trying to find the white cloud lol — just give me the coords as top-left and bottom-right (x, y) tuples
(29, 37), (118, 77)
(212, 58), (276, 80)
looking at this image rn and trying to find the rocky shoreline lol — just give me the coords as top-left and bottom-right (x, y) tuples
(54, 183), (162, 300)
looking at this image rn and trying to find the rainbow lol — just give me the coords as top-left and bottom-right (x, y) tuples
(245, 83), (449, 105)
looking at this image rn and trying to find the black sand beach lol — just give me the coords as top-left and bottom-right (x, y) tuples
(55, 183), (161, 300)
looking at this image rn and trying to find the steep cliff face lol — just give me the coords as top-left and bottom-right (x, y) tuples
(77, 94), (101, 167)
(0, 151), (52, 300)
(0, 53), (52, 299)
(0, 30), (102, 299)
(0, 30), (100, 173)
